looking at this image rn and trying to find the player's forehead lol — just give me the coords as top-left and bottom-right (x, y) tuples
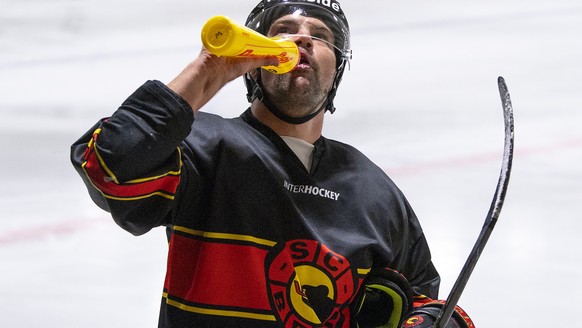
(269, 13), (332, 33)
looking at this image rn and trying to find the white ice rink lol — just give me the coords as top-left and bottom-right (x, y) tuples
(1, 0), (581, 326)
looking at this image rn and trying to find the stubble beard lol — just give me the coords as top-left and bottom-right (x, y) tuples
(263, 72), (330, 118)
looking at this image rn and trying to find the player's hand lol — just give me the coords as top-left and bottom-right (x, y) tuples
(197, 47), (279, 84)
(351, 267), (413, 328)
(167, 47), (279, 112)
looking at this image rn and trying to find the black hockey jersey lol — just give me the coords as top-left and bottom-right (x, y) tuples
(70, 80), (440, 327)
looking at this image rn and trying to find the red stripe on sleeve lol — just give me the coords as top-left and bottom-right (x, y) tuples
(83, 150), (180, 199)
(81, 130), (181, 200)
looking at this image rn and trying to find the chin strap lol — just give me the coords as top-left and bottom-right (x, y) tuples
(247, 71), (328, 125)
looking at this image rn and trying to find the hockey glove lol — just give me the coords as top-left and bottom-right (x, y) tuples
(401, 301), (475, 328)
(352, 267), (413, 328)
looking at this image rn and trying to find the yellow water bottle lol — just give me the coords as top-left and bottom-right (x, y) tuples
(201, 15), (300, 74)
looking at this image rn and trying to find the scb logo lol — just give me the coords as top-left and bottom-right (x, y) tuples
(265, 240), (355, 327)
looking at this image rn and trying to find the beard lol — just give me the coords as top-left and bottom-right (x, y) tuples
(262, 69), (332, 118)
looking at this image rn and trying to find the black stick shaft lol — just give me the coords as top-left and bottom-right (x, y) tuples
(432, 77), (514, 328)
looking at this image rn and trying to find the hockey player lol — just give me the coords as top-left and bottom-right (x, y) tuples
(70, 0), (474, 327)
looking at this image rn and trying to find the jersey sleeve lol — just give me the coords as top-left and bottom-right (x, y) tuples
(403, 231), (441, 299)
(393, 196), (441, 300)
(70, 80), (194, 235)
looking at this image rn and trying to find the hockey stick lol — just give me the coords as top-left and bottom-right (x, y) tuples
(432, 76), (515, 328)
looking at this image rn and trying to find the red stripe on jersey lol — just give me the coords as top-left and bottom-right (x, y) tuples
(164, 233), (271, 311)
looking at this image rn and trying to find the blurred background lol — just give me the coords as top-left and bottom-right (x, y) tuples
(1, 0), (581, 326)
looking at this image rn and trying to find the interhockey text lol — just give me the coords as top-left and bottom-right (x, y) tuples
(283, 180), (340, 201)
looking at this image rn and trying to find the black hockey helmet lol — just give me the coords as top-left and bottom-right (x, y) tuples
(244, 0), (352, 124)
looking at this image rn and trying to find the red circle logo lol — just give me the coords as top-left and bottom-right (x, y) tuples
(265, 240), (355, 326)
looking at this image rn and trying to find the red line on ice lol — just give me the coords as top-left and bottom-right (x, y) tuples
(0, 218), (107, 246)
(386, 137), (582, 177)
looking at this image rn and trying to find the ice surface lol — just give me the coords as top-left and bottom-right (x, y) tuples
(1, 0), (581, 326)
